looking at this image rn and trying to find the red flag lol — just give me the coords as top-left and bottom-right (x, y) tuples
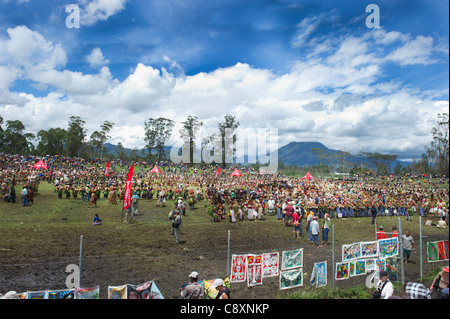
(104, 162), (111, 177)
(215, 168), (222, 177)
(123, 164), (134, 210)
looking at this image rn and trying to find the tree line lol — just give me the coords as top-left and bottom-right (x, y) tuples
(0, 114), (240, 167)
(0, 113), (447, 176)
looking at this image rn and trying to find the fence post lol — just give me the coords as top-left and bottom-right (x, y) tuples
(397, 218), (405, 288)
(227, 230), (231, 277)
(79, 235), (83, 288)
(374, 219), (377, 238)
(419, 215), (423, 282)
(332, 224), (335, 290)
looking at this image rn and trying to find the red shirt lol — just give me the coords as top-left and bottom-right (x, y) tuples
(376, 231), (388, 240)
(392, 230), (399, 238)
(292, 212), (300, 223)
(285, 205), (294, 217)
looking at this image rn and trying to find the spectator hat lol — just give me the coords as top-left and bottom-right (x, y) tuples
(213, 279), (224, 288)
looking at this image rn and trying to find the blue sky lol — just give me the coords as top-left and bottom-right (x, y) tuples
(0, 0), (448, 161)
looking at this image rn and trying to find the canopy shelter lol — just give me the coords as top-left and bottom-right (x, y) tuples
(300, 171), (316, 182)
(230, 168), (243, 177)
(149, 165), (163, 174)
(32, 160), (48, 170)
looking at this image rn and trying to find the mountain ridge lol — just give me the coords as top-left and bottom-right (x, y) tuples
(103, 141), (410, 168)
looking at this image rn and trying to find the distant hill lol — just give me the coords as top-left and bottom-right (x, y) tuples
(103, 141), (410, 168)
(276, 141), (410, 169)
(277, 142), (341, 167)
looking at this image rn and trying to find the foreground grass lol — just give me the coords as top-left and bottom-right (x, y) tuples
(284, 285), (372, 299)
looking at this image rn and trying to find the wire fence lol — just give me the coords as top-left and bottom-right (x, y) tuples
(1, 215), (448, 299)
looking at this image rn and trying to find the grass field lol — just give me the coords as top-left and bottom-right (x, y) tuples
(1, 181), (448, 299)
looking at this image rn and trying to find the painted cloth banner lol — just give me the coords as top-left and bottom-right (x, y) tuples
(230, 254), (247, 283)
(335, 262), (349, 280)
(262, 252), (279, 278)
(435, 240), (449, 261)
(47, 289), (75, 299)
(247, 254), (263, 287)
(361, 241), (378, 258)
(281, 248), (303, 270)
(280, 268), (303, 290)
(123, 164), (134, 210)
(386, 257), (401, 281)
(444, 240), (450, 260)
(427, 242), (439, 262)
(204, 277), (230, 299)
(150, 281), (164, 299)
(75, 286), (100, 299)
(350, 260), (366, 277)
(127, 281), (153, 299)
(108, 285), (127, 299)
(310, 261), (327, 288)
(376, 259), (386, 271)
(104, 162), (110, 177)
(365, 259), (377, 271)
(378, 237), (399, 259)
(26, 291), (47, 299)
(342, 242), (362, 261)
(17, 292), (27, 299)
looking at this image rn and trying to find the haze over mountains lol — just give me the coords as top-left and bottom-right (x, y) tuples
(104, 141), (412, 168)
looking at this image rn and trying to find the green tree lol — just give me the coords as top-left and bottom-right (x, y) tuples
(179, 115), (202, 163)
(218, 114), (239, 168)
(65, 116), (86, 157)
(144, 117), (174, 161)
(36, 128), (67, 156)
(362, 152), (398, 175)
(90, 120), (115, 160)
(116, 141), (127, 160)
(2, 120), (34, 154)
(425, 113), (449, 176)
(0, 114), (4, 151)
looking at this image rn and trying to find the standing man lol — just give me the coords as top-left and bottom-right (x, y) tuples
(322, 213), (331, 246)
(306, 210), (314, 241)
(310, 216), (322, 247)
(284, 201), (294, 226)
(21, 186), (28, 207)
(10, 183), (16, 204)
(172, 209), (182, 244)
(292, 207), (301, 238)
(371, 204), (378, 224)
(267, 197), (275, 216)
(131, 191), (140, 216)
(401, 230), (415, 264)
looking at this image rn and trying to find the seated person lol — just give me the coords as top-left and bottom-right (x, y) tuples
(93, 214), (102, 226)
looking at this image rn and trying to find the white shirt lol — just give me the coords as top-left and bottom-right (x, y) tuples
(310, 220), (320, 235)
(378, 280), (394, 299)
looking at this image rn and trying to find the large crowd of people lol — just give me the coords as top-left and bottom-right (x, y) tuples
(1, 153), (448, 227)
